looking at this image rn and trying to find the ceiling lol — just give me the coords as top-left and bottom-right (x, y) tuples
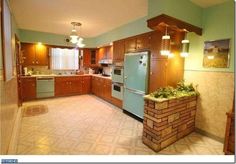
(10, 0), (229, 38)
(190, 0), (229, 8)
(9, 0), (147, 38)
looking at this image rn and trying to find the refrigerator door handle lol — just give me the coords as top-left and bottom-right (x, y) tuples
(124, 87), (145, 96)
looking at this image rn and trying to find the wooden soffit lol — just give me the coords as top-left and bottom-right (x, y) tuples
(147, 14), (202, 35)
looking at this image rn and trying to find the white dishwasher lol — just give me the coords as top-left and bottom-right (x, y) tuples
(36, 77), (55, 98)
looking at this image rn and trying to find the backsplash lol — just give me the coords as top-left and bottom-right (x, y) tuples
(23, 65), (112, 76)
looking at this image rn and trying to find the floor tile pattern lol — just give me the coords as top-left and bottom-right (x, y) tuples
(17, 95), (224, 155)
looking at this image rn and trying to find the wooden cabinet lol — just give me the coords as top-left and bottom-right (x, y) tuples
(55, 76), (82, 96)
(224, 98), (235, 155)
(125, 32), (151, 53)
(21, 43), (48, 66)
(91, 76), (113, 103)
(150, 30), (165, 59)
(21, 77), (36, 101)
(98, 46), (113, 60)
(113, 39), (125, 62)
(91, 76), (122, 108)
(82, 76), (91, 94)
(149, 58), (167, 93)
(83, 48), (100, 67)
(125, 37), (137, 52)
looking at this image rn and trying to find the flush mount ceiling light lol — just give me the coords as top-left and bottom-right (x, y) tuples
(180, 30), (190, 57)
(70, 22), (85, 48)
(160, 26), (171, 56)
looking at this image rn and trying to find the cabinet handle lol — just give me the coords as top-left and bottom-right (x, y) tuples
(32, 61), (35, 64)
(36, 61), (39, 64)
(150, 72), (153, 75)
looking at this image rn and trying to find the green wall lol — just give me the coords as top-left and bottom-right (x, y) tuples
(19, 29), (96, 48)
(19, 16), (151, 48)
(16, 0), (234, 72)
(148, 0), (203, 27)
(95, 16), (151, 47)
(185, 0), (234, 72)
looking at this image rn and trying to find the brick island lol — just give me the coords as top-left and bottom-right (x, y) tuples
(142, 95), (198, 152)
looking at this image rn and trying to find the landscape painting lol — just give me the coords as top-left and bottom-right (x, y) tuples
(203, 39), (230, 68)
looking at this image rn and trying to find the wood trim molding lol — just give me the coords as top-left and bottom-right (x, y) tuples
(147, 14), (202, 35)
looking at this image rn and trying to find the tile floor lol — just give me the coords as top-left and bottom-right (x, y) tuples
(17, 95), (224, 155)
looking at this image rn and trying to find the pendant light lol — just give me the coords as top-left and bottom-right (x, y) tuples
(180, 30), (190, 57)
(69, 22), (86, 47)
(160, 26), (171, 56)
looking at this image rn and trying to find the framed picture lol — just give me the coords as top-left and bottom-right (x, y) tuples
(203, 39), (230, 68)
(1, 0), (13, 81)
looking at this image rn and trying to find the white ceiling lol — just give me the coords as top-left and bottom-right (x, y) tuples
(10, 0), (229, 38)
(9, 0), (147, 38)
(190, 0), (229, 8)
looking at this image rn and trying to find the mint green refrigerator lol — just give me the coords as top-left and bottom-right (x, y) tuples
(123, 51), (149, 119)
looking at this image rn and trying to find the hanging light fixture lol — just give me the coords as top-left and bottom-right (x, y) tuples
(160, 25), (171, 56)
(180, 30), (190, 57)
(69, 22), (86, 47)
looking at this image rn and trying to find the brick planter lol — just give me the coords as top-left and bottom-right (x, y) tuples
(142, 95), (197, 152)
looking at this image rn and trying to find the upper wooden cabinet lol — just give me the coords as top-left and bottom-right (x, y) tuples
(98, 46), (113, 59)
(21, 43), (49, 66)
(83, 48), (100, 67)
(125, 32), (151, 53)
(113, 39), (125, 62)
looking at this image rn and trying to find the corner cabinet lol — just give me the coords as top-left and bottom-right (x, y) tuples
(21, 43), (49, 66)
(83, 48), (100, 67)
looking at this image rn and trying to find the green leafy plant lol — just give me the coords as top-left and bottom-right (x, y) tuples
(150, 80), (199, 99)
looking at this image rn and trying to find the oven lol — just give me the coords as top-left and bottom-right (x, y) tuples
(111, 66), (123, 83)
(112, 82), (123, 100)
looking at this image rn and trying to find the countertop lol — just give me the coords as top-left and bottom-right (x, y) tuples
(20, 74), (112, 80)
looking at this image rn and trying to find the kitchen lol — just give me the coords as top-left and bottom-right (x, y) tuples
(0, 0), (235, 163)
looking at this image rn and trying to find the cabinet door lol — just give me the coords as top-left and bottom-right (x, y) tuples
(21, 78), (36, 101)
(82, 76), (91, 94)
(71, 78), (82, 94)
(106, 46), (113, 59)
(149, 58), (167, 93)
(113, 40), (125, 62)
(55, 78), (66, 96)
(91, 77), (96, 94)
(136, 33), (151, 51)
(83, 49), (91, 67)
(125, 37), (136, 52)
(35, 44), (48, 65)
(98, 47), (106, 60)
(97, 78), (103, 97)
(104, 79), (112, 102)
(21, 43), (35, 66)
(150, 30), (166, 59)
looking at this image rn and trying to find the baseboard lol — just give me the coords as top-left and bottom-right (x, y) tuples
(7, 107), (22, 154)
(195, 128), (224, 143)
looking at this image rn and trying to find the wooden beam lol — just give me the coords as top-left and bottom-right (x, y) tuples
(147, 14), (202, 35)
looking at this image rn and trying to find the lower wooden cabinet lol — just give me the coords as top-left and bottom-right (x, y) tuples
(91, 76), (122, 108)
(82, 76), (91, 94)
(55, 76), (82, 97)
(21, 77), (36, 101)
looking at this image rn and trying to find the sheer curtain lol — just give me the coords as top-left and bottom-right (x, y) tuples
(51, 48), (79, 70)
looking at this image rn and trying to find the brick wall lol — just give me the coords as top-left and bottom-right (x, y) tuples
(142, 96), (197, 152)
